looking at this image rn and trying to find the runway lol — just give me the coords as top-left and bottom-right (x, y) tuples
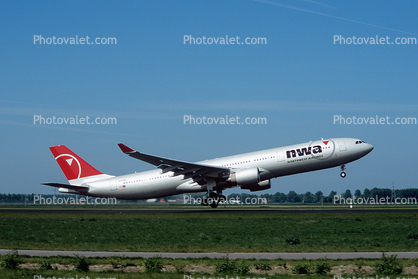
(1, 249), (418, 259)
(2, 208), (418, 214)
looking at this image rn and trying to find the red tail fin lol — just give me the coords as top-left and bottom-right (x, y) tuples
(49, 145), (103, 181)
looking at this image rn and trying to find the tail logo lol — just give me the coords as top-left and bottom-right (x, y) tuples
(55, 154), (81, 179)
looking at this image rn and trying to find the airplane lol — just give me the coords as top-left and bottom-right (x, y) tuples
(43, 138), (373, 208)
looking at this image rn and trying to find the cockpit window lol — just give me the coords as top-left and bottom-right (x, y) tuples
(355, 140), (366, 144)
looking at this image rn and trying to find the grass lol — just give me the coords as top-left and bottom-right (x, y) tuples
(0, 269), (189, 279)
(2, 256), (418, 279)
(0, 269), (370, 279)
(1, 210), (418, 252)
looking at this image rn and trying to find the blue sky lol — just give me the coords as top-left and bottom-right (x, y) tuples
(1, 0), (417, 197)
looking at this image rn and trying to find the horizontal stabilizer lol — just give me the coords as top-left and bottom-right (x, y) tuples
(41, 183), (89, 192)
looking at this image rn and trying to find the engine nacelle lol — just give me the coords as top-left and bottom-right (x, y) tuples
(241, 179), (271, 192)
(229, 168), (260, 185)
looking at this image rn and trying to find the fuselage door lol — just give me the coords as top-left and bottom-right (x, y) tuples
(276, 150), (285, 162)
(110, 179), (118, 191)
(338, 140), (347, 152)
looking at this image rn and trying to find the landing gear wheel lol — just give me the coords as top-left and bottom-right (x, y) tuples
(201, 197), (209, 206)
(210, 200), (219, 208)
(209, 192), (217, 199)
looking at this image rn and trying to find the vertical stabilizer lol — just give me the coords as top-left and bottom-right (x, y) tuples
(49, 145), (108, 183)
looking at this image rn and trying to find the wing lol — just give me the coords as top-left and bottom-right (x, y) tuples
(118, 143), (230, 184)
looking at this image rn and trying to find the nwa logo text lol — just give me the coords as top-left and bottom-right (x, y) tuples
(286, 145), (322, 159)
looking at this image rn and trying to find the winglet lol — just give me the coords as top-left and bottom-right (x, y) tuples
(118, 143), (135, 153)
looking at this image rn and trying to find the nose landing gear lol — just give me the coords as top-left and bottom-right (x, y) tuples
(340, 164), (346, 178)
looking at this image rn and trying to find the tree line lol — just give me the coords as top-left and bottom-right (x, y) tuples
(226, 187), (418, 204)
(1, 187), (418, 203)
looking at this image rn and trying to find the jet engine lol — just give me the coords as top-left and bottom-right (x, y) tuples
(241, 179), (271, 192)
(229, 168), (260, 185)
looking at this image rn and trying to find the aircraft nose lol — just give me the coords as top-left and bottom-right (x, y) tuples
(365, 143), (374, 153)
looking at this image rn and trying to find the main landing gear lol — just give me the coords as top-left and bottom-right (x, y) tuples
(201, 191), (226, 208)
(340, 164), (346, 178)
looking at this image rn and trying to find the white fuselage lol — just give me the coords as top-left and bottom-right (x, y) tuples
(62, 138), (373, 199)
